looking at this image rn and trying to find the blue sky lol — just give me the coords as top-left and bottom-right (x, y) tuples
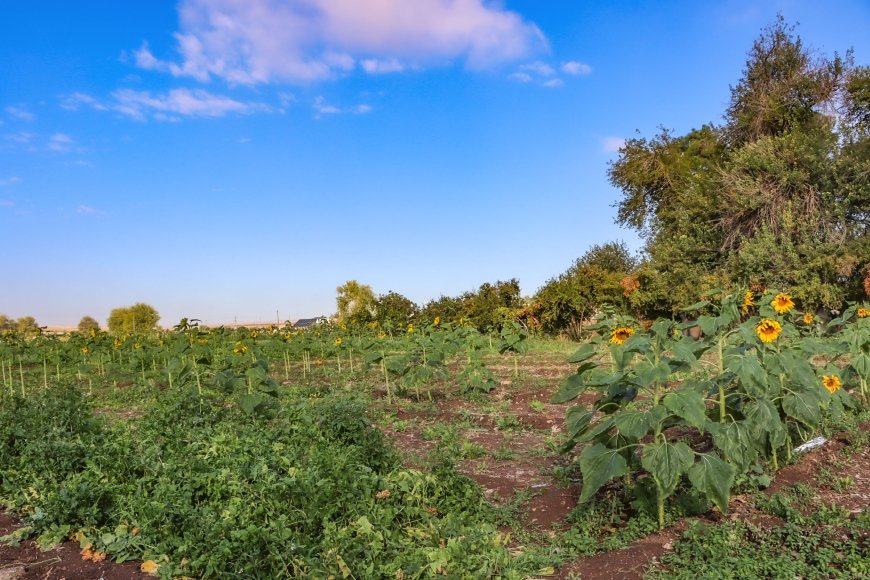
(2, 0), (868, 327)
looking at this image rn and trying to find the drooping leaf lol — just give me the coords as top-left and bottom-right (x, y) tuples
(744, 398), (786, 449)
(238, 393), (265, 415)
(663, 387), (709, 430)
(641, 441), (694, 497)
(551, 372), (589, 404)
(727, 353), (767, 397)
(578, 443), (628, 503)
(688, 453), (735, 514)
(567, 344), (598, 364)
(613, 409), (654, 440)
(576, 416), (615, 443)
(566, 406), (594, 439)
(712, 420), (757, 471)
(782, 391), (822, 427)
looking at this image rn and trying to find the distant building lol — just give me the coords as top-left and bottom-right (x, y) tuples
(293, 317), (328, 329)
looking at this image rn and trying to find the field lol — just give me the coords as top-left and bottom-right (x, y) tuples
(1, 298), (870, 579)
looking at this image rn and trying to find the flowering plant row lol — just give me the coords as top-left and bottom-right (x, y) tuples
(553, 290), (869, 528)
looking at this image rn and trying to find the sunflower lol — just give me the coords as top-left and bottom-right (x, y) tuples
(771, 293), (795, 315)
(80, 346), (89, 354)
(756, 319), (782, 343)
(334, 337), (342, 346)
(610, 327), (634, 345)
(250, 331), (258, 339)
(378, 332), (387, 339)
(741, 290), (754, 315)
(803, 312), (814, 325)
(822, 375), (842, 394)
(434, 316), (441, 327)
(858, 307), (869, 318)
(407, 324), (414, 334)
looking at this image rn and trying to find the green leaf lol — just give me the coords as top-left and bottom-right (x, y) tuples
(851, 353), (870, 378)
(688, 453), (735, 514)
(551, 373), (589, 404)
(613, 409), (654, 440)
(641, 441), (694, 497)
(670, 340), (698, 366)
(663, 388), (708, 430)
(712, 421), (757, 471)
(238, 393), (265, 415)
(782, 391), (822, 427)
(566, 406), (594, 439)
(577, 416), (615, 443)
(744, 398), (786, 449)
(727, 353), (767, 397)
(567, 344), (598, 364)
(681, 301), (710, 312)
(633, 360), (672, 389)
(578, 443), (628, 503)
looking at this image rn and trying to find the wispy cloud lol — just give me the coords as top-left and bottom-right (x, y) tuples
(4, 131), (36, 144)
(64, 89), (271, 122)
(75, 204), (106, 216)
(48, 133), (75, 152)
(0, 200), (14, 208)
(603, 136), (626, 153)
(361, 58), (406, 75)
(133, 0), (547, 85)
(0, 176), (22, 186)
(60, 92), (109, 112)
(561, 61), (592, 76)
(5, 105), (35, 121)
(313, 96), (372, 119)
(508, 58), (590, 88)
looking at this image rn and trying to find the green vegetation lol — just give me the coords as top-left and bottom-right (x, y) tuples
(106, 303), (161, 335)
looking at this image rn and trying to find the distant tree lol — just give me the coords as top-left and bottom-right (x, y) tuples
(15, 316), (41, 338)
(532, 242), (635, 336)
(419, 295), (465, 327)
(373, 291), (419, 329)
(460, 279), (523, 332)
(107, 303), (160, 334)
(0, 314), (12, 334)
(335, 280), (376, 325)
(78, 315), (101, 335)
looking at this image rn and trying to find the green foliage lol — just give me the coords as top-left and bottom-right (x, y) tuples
(532, 242), (636, 335)
(77, 316), (100, 335)
(554, 289), (869, 529)
(373, 290), (419, 329)
(421, 279), (523, 333)
(107, 303), (160, 335)
(335, 279), (376, 325)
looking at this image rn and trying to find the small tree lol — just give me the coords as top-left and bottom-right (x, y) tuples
(336, 280), (376, 325)
(78, 316), (101, 335)
(374, 291), (419, 329)
(107, 303), (160, 334)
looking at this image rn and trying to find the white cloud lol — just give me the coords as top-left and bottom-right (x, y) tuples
(542, 78), (564, 89)
(138, 0), (547, 84)
(112, 88), (270, 121)
(5, 105), (35, 121)
(520, 61), (555, 77)
(603, 137), (626, 153)
(361, 58), (406, 74)
(60, 92), (109, 111)
(0, 176), (22, 186)
(508, 72), (533, 83)
(561, 61), (592, 75)
(313, 96), (372, 118)
(5, 131), (35, 144)
(48, 133), (75, 152)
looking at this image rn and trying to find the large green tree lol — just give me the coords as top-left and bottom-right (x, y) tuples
(107, 303), (160, 334)
(335, 280), (376, 325)
(610, 17), (869, 314)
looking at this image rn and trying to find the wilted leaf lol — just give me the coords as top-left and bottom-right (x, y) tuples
(688, 453), (735, 513)
(579, 443), (628, 503)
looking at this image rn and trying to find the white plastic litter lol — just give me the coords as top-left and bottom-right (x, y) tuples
(792, 436), (827, 454)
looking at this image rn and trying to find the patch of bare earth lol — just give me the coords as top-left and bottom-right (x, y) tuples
(0, 513), (148, 580)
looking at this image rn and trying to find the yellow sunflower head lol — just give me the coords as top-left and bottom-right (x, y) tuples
(334, 337), (342, 346)
(378, 331), (386, 339)
(407, 324), (414, 334)
(771, 293), (795, 315)
(742, 290), (754, 314)
(822, 375), (842, 394)
(433, 316), (441, 327)
(756, 319), (782, 343)
(858, 307), (869, 318)
(610, 327), (634, 345)
(803, 312), (814, 325)
(81, 346), (89, 354)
